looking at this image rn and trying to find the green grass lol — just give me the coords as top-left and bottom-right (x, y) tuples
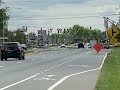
(95, 47), (120, 90)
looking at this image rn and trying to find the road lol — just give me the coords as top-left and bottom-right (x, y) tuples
(0, 47), (109, 90)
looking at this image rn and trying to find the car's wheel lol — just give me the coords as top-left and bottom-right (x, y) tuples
(22, 55), (25, 60)
(19, 57), (21, 60)
(5, 58), (7, 60)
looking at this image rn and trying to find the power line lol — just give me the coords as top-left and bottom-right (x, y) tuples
(9, 14), (114, 20)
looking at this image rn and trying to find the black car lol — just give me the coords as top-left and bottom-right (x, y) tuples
(0, 42), (25, 61)
(78, 42), (84, 49)
(103, 43), (109, 49)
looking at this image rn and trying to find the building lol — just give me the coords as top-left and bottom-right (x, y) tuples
(16, 26), (27, 33)
(38, 29), (47, 45)
(27, 32), (37, 45)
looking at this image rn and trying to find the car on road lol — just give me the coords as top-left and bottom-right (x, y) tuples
(60, 44), (66, 48)
(78, 42), (84, 49)
(36, 44), (46, 48)
(0, 42), (25, 61)
(103, 43), (109, 49)
(21, 44), (27, 50)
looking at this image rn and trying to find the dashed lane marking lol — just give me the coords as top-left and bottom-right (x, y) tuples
(0, 51), (91, 90)
(0, 66), (4, 68)
(31, 59), (36, 61)
(42, 57), (46, 58)
(17, 62), (22, 64)
(68, 65), (92, 67)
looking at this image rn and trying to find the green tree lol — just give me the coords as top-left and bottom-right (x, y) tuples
(15, 32), (26, 44)
(0, 0), (10, 37)
(68, 25), (103, 43)
(7, 31), (26, 44)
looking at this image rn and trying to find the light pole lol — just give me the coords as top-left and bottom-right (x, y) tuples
(103, 17), (109, 40)
(2, 10), (5, 43)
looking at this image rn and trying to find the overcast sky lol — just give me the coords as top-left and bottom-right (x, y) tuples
(3, 0), (120, 34)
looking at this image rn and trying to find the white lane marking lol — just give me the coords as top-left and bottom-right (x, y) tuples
(44, 70), (48, 72)
(0, 73), (40, 90)
(17, 62), (22, 64)
(40, 71), (43, 74)
(31, 59), (36, 61)
(0, 66), (4, 68)
(42, 57), (46, 58)
(46, 75), (56, 77)
(33, 77), (56, 81)
(0, 51), (91, 90)
(100, 51), (109, 69)
(68, 65), (92, 67)
(47, 51), (109, 90)
(50, 55), (53, 56)
(48, 51), (91, 70)
(47, 68), (100, 90)
(33, 75), (56, 81)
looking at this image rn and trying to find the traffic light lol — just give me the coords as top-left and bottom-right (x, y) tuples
(63, 29), (66, 33)
(67, 29), (69, 33)
(57, 29), (60, 33)
(90, 26), (92, 29)
(50, 28), (53, 33)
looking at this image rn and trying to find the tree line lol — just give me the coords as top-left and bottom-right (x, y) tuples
(0, 0), (107, 45)
(50, 25), (106, 45)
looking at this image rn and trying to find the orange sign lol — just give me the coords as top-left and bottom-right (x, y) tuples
(93, 42), (103, 53)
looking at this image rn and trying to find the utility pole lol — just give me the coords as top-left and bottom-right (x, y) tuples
(113, 5), (120, 28)
(2, 10), (4, 43)
(103, 17), (109, 40)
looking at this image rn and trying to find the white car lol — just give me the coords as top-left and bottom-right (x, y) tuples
(21, 44), (27, 50)
(60, 44), (66, 48)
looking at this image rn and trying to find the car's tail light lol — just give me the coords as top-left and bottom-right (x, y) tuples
(1, 48), (5, 52)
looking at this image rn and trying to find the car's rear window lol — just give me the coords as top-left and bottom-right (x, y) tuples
(2, 43), (18, 48)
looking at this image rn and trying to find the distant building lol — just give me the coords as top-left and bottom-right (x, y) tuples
(38, 29), (47, 44)
(16, 26), (27, 33)
(27, 32), (37, 45)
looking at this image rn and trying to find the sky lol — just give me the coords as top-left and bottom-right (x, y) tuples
(2, 0), (120, 34)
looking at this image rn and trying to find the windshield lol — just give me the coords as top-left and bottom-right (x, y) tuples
(2, 43), (18, 48)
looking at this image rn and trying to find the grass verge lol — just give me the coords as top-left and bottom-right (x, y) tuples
(95, 47), (120, 90)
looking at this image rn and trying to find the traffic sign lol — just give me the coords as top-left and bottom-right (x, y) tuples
(93, 42), (103, 53)
(109, 38), (118, 44)
(108, 25), (119, 38)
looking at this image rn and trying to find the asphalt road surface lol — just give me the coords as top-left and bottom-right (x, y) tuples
(0, 48), (110, 90)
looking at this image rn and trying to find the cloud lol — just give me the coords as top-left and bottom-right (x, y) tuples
(4, 0), (120, 33)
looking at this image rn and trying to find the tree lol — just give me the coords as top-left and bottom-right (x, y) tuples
(0, 0), (10, 37)
(7, 31), (26, 44)
(68, 24), (103, 43)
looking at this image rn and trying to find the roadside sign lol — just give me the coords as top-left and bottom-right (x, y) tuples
(108, 25), (119, 38)
(93, 42), (103, 53)
(109, 38), (118, 44)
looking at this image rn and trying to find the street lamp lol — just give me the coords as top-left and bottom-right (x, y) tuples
(1, 8), (7, 44)
(2, 10), (5, 43)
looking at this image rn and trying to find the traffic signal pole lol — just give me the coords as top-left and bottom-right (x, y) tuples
(103, 17), (109, 40)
